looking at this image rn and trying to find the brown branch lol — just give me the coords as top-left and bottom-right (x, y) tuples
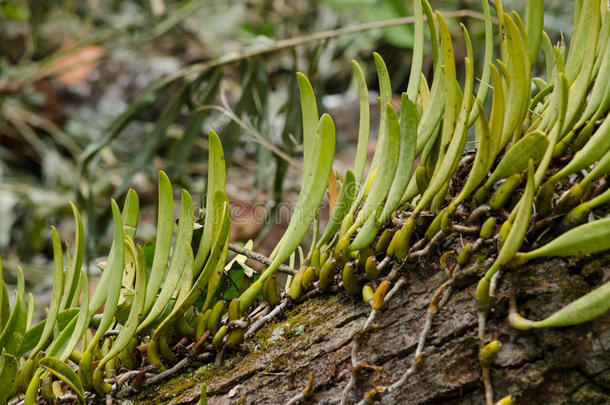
(228, 243), (297, 275)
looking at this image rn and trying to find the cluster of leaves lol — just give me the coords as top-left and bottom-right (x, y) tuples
(1, 0), (609, 403)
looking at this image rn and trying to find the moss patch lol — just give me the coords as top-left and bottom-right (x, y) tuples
(129, 293), (348, 404)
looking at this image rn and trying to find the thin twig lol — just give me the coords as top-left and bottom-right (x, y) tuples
(196, 352), (214, 362)
(409, 231), (446, 258)
(212, 89), (300, 167)
(471, 237), (486, 251)
(171, 10), (490, 84)
(144, 358), (190, 386)
(3, 8), (491, 94)
(247, 302), (270, 321)
(229, 243), (297, 275)
(228, 319), (249, 329)
(245, 299), (289, 338)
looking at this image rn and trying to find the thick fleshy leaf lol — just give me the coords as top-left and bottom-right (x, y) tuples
(59, 203), (84, 311)
(239, 113), (335, 312)
(0, 351), (18, 404)
(0, 268), (27, 355)
(194, 130), (227, 274)
(138, 190), (194, 333)
(143, 171), (175, 316)
(351, 61), (370, 189)
(85, 199), (125, 350)
(39, 357), (85, 404)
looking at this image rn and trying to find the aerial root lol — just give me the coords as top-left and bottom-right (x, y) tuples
(285, 372), (315, 405)
(353, 265), (455, 405)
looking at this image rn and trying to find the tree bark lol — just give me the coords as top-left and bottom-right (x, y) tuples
(127, 251), (610, 404)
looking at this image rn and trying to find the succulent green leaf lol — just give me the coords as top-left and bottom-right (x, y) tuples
(98, 240), (146, 368)
(448, 99), (491, 209)
(17, 308), (79, 357)
(201, 201), (231, 312)
(316, 170), (356, 249)
(415, 19), (474, 214)
(406, 0), (424, 102)
(138, 190), (194, 333)
(522, 218), (610, 260)
(52, 270), (89, 361)
(349, 53), (393, 216)
(240, 113), (335, 312)
(511, 279), (610, 330)
(561, 2), (601, 134)
(154, 195), (229, 338)
(296, 72), (319, 177)
(436, 11), (459, 155)
(351, 61), (370, 188)
(0, 268), (27, 355)
(93, 238), (147, 394)
(468, 0), (494, 126)
(89, 195), (133, 314)
(0, 351), (18, 404)
(414, 0), (445, 155)
(525, 0), (544, 66)
(143, 170), (174, 316)
(28, 227), (65, 358)
(59, 202), (84, 311)
(194, 130), (227, 274)
(564, 0), (599, 83)
(534, 72), (569, 187)
(531, 280), (610, 328)
(121, 189), (140, 240)
(0, 258), (9, 332)
(477, 160), (535, 310)
(85, 199), (125, 350)
(541, 31), (555, 80)
(347, 103), (401, 236)
(378, 95), (418, 223)
(545, 113), (610, 186)
(499, 13), (530, 150)
(482, 131), (548, 190)
(497, 162), (535, 267)
(39, 357), (85, 404)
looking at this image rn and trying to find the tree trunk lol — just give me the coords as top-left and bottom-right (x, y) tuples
(127, 251), (610, 405)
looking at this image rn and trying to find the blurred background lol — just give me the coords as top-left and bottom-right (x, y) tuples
(0, 0), (573, 312)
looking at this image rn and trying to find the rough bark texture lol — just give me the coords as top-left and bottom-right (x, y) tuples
(129, 249), (610, 405)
